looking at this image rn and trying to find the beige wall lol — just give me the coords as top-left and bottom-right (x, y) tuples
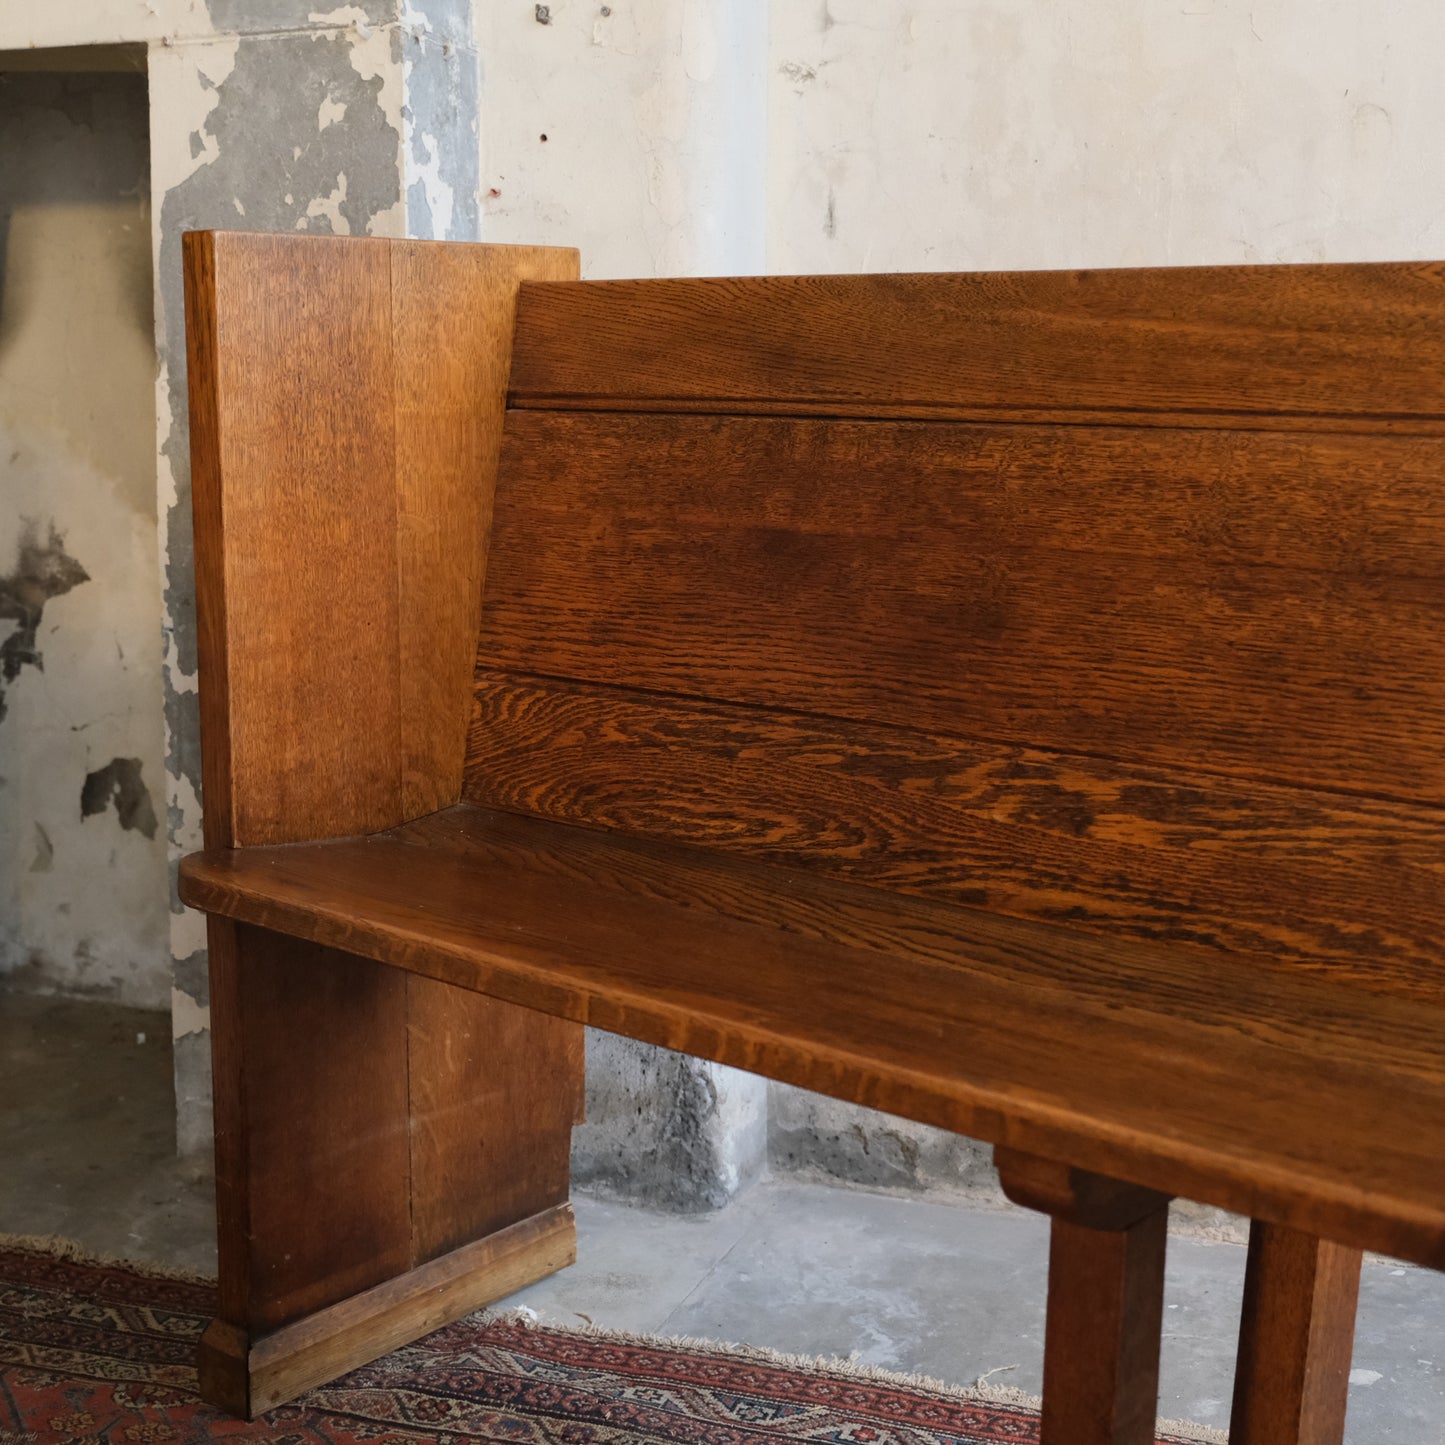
(769, 1), (1445, 273)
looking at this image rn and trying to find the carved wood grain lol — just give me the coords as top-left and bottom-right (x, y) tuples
(477, 411), (1445, 805)
(465, 670), (1445, 998)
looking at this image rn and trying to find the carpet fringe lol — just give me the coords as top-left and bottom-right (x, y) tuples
(0, 1231), (215, 1286)
(485, 1308), (1229, 1444)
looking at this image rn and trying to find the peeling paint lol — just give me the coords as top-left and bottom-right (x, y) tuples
(210, 0), (396, 33)
(0, 520), (90, 724)
(303, 172), (352, 232)
(170, 985), (211, 1040)
(143, 7), (480, 1151)
(1, 70), (168, 1012)
(81, 757), (159, 840)
(172, 948), (209, 1010)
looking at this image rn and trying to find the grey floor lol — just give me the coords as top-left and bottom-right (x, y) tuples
(3, 993), (1443, 1441)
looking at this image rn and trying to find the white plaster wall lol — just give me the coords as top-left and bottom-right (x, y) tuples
(770, 0), (1445, 274)
(0, 71), (168, 1008)
(476, 0), (765, 276)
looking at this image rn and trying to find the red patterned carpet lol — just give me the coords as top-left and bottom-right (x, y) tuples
(0, 1241), (1218, 1444)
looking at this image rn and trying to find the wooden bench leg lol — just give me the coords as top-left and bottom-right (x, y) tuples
(200, 919), (584, 1417)
(996, 1148), (1171, 1445)
(1229, 1220), (1362, 1445)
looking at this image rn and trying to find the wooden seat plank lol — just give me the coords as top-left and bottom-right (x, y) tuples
(180, 803), (1445, 1271)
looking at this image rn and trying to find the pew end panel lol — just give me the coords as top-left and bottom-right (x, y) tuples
(182, 230), (585, 1417)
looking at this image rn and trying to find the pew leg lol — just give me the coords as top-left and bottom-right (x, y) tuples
(996, 1148), (1171, 1445)
(1229, 1220), (1362, 1445)
(199, 919), (584, 1418)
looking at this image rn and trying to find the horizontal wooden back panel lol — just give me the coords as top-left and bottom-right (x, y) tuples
(475, 411), (1445, 804)
(472, 264), (1445, 984)
(509, 263), (1445, 428)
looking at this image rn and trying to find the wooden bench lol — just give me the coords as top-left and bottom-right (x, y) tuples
(177, 231), (1445, 1444)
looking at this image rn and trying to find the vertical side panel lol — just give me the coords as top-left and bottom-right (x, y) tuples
(391, 240), (580, 819)
(185, 231), (585, 1408)
(185, 229), (402, 848)
(407, 975), (585, 1263)
(390, 239), (585, 1270)
(214, 922), (413, 1333)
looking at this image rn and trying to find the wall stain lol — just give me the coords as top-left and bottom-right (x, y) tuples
(81, 757), (159, 839)
(29, 821), (53, 872)
(0, 519), (90, 723)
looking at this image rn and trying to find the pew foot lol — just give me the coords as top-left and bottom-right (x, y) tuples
(199, 1204), (576, 1418)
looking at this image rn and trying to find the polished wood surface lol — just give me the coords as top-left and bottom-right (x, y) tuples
(180, 803), (1445, 1270)
(184, 229), (579, 848)
(217, 922), (413, 1333)
(186, 230), (400, 848)
(1230, 1222), (1362, 1445)
(509, 263), (1445, 428)
(465, 670), (1445, 999)
(185, 246), (1445, 1426)
(183, 230), (585, 1414)
(391, 240), (578, 818)
(475, 411), (1445, 807)
(407, 974), (584, 1262)
(1039, 1213), (1169, 1445)
(199, 1204), (576, 1418)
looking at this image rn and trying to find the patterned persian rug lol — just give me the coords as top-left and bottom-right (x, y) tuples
(0, 1238), (1222, 1444)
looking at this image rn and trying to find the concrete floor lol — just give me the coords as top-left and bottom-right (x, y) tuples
(3, 993), (1443, 1441)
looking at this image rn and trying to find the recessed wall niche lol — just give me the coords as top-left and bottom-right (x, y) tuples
(0, 49), (169, 1009)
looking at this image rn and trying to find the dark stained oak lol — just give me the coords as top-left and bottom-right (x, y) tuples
(1038, 1213), (1170, 1445)
(475, 411), (1445, 805)
(200, 1205), (576, 1419)
(179, 804), (1445, 1271)
(186, 230), (401, 849)
(465, 670), (1445, 1000)
(185, 230), (579, 849)
(205, 919), (412, 1334)
(509, 263), (1445, 429)
(391, 239), (579, 818)
(1230, 1223), (1362, 1445)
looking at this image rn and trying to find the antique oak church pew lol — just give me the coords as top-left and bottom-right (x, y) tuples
(178, 231), (1445, 1444)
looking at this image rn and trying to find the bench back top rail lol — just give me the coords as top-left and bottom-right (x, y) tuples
(464, 262), (1445, 1000)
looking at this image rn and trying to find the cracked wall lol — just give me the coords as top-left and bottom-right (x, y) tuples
(0, 69), (169, 1009)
